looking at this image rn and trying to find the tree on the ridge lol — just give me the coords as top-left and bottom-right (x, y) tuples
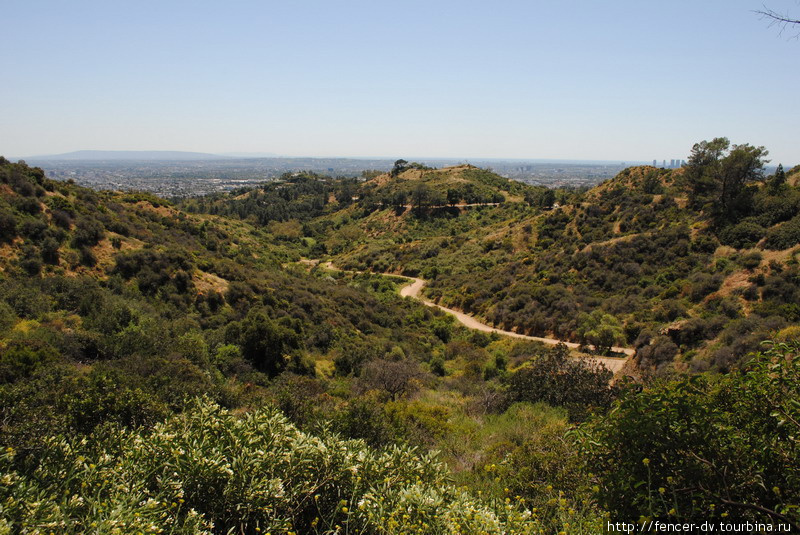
(684, 137), (768, 221)
(390, 159), (408, 177)
(447, 188), (461, 207)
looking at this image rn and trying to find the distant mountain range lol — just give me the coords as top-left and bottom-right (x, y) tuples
(25, 150), (231, 161)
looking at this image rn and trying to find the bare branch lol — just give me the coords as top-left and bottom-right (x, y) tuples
(756, 4), (800, 38)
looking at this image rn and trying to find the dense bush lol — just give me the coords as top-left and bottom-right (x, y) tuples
(764, 215), (800, 250)
(581, 341), (800, 527)
(504, 343), (616, 420)
(718, 220), (766, 249)
(0, 400), (541, 534)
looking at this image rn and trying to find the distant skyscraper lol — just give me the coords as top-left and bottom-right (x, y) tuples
(670, 159), (675, 167)
(653, 159), (657, 166)
(662, 160), (666, 167)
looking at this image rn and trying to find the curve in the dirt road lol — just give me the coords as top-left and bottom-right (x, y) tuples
(319, 261), (633, 373)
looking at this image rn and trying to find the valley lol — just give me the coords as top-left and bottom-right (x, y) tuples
(1, 144), (799, 532)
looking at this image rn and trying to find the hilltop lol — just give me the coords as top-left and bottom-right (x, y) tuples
(360, 163), (532, 205)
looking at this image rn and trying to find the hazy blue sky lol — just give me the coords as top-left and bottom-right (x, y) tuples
(2, 0), (798, 164)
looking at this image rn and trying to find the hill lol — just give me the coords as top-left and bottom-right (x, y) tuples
(189, 144), (800, 375)
(359, 163), (533, 206)
(3, 147), (800, 531)
(0, 155), (473, 445)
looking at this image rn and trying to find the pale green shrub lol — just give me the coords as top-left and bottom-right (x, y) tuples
(1, 399), (544, 534)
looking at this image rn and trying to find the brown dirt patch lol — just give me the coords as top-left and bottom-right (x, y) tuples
(0, 239), (22, 271)
(760, 247), (797, 264)
(581, 232), (642, 253)
(715, 270), (752, 297)
(91, 239), (118, 269)
(134, 201), (180, 218)
(194, 270), (229, 295)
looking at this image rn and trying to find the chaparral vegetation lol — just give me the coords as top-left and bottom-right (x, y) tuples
(1, 142), (799, 532)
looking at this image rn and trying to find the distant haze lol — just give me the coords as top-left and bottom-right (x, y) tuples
(23, 150), (642, 167)
(26, 150), (226, 161)
(2, 1), (799, 165)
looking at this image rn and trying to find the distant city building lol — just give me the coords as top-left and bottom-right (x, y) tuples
(652, 159), (686, 169)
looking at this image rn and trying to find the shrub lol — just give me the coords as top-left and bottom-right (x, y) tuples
(0, 339), (58, 383)
(718, 220), (766, 249)
(504, 343), (615, 421)
(71, 218), (105, 248)
(10, 196), (41, 215)
(739, 250), (762, 270)
(40, 237), (60, 264)
(686, 272), (723, 302)
(0, 399), (541, 534)
(581, 341), (800, 526)
(0, 208), (17, 242)
(764, 216), (800, 250)
(51, 209), (73, 229)
(238, 308), (303, 376)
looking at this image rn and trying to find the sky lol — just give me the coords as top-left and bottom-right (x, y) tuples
(1, 0), (798, 164)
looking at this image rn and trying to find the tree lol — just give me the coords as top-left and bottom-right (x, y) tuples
(768, 163), (787, 194)
(238, 308), (302, 376)
(390, 159), (408, 177)
(446, 188), (461, 207)
(411, 183), (432, 213)
(685, 137), (731, 208)
(390, 190), (408, 207)
(577, 310), (625, 355)
(504, 343), (615, 421)
(356, 358), (425, 401)
(684, 137), (768, 221)
(539, 188), (556, 209)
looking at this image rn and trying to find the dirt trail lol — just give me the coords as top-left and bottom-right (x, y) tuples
(321, 262), (632, 373)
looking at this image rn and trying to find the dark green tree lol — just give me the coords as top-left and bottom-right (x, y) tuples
(768, 163), (787, 194)
(446, 188), (461, 207)
(390, 159), (408, 177)
(684, 137), (768, 221)
(411, 183), (432, 213)
(504, 343), (615, 421)
(391, 190), (408, 207)
(239, 308), (302, 376)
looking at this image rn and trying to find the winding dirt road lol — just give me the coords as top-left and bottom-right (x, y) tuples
(321, 262), (632, 373)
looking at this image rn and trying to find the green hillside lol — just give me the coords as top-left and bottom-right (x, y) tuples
(210, 143), (800, 375)
(2, 145), (800, 532)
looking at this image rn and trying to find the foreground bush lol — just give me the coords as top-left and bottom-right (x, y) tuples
(579, 341), (800, 528)
(0, 399), (541, 534)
